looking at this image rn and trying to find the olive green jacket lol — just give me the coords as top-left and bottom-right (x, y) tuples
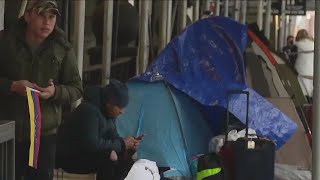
(0, 19), (83, 141)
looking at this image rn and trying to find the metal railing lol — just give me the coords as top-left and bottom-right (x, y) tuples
(0, 121), (15, 180)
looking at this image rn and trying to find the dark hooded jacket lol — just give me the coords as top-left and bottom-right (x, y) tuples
(56, 86), (125, 155)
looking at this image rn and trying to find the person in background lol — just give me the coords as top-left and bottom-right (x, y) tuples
(283, 35), (298, 66)
(56, 79), (140, 180)
(0, 0), (83, 180)
(294, 29), (314, 100)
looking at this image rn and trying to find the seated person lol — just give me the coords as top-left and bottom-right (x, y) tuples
(56, 79), (139, 180)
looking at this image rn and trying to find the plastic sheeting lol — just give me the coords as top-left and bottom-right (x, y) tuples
(137, 16), (297, 149)
(117, 81), (214, 177)
(225, 88), (297, 148)
(139, 16), (248, 105)
(275, 164), (311, 180)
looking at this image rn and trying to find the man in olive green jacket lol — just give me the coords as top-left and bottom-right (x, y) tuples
(0, 1), (83, 180)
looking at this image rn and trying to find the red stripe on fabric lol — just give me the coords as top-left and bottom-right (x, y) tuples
(247, 30), (277, 66)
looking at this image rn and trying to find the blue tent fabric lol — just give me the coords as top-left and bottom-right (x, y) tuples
(116, 81), (214, 177)
(137, 16), (297, 149)
(139, 16), (248, 105)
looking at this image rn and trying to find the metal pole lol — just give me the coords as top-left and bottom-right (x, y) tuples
(284, 15), (289, 43)
(170, 0), (178, 37)
(215, 0), (220, 16)
(257, 0), (264, 30)
(279, 0), (286, 52)
(71, 0), (85, 108)
(18, 0), (28, 18)
(137, 0), (150, 74)
(264, 0), (272, 39)
(234, 0), (240, 21)
(205, 0), (211, 11)
(63, 0), (70, 41)
(224, 0), (229, 17)
(0, 0), (4, 31)
(288, 16), (292, 36)
(313, 0), (320, 179)
(240, 0), (247, 24)
(193, 0), (200, 21)
(158, 0), (168, 53)
(274, 15), (279, 51)
(101, 0), (113, 85)
(73, 0), (85, 79)
(177, 0), (187, 33)
(167, 0), (173, 43)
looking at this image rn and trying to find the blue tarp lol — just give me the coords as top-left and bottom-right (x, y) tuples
(137, 16), (297, 149)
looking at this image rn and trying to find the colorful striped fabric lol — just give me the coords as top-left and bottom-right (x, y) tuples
(26, 87), (42, 169)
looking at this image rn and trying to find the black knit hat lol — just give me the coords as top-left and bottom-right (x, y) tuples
(101, 79), (129, 108)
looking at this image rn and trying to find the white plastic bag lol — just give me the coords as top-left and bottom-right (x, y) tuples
(208, 135), (225, 153)
(208, 128), (257, 153)
(125, 159), (161, 180)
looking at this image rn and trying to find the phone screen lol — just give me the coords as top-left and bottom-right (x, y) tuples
(135, 134), (145, 140)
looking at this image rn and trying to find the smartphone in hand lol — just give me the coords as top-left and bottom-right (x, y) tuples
(135, 134), (145, 140)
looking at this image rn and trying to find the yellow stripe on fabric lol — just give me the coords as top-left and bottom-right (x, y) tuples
(197, 167), (222, 180)
(27, 88), (35, 167)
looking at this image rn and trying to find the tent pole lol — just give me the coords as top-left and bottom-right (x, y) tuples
(279, 0), (286, 52)
(313, 0), (320, 179)
(101, 0), (113, 85)
(264, 0), (272, 39)
(137, 0), (150, 74)
(224, 0), (229, 17)
(257, 0), (264, 30)
(193, 0), (200, 21)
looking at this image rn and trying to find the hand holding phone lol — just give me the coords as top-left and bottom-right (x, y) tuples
(135, 134), (145, 140)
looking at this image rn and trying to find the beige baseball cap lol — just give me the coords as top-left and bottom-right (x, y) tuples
(26, 0), (60, 16)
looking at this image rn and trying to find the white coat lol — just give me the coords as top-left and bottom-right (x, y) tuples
(294, 39), (314, 97)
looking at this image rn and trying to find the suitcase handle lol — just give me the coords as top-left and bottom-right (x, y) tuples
(225, 90), (249, 142)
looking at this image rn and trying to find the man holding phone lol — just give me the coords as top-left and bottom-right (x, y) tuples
(56, 80), (140, 180)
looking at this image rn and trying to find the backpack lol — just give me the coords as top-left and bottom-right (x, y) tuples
(197, 153), (226, 180)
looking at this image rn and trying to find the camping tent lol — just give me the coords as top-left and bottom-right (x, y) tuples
(116, 16), (298, 178)
(117, 81), (214, 177)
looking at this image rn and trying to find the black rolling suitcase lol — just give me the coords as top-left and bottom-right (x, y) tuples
(219, 90), (276, 180)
